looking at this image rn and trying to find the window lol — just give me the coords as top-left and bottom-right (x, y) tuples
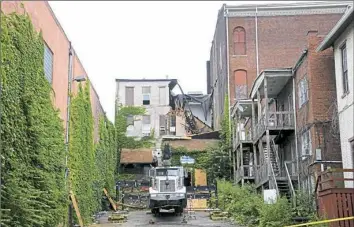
(126, 115), (134, 126)
(341, 43), (349, 95)
(298, 77), (308, 108)
(142, 115), (150, 125)
(234, 70), (247, 100)
(44, 43), (53, 84)
(301, 129), (312, 160)
(142, 86), (151, 105)
(159, 86), (166, 105)
(125, 87), (134, 106)
(233, 27), (246, 55)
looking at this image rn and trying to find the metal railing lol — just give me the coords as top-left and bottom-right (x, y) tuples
(270, 139), (281, 176)
(269, 160), (280, 197)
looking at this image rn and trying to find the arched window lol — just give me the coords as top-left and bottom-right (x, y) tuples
(233, 27), (246, 55)
(234, 70), (247, 100)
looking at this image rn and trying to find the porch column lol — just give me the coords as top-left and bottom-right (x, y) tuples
(252, 99), (256, 139)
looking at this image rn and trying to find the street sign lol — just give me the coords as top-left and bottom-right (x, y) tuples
(180, 156), (195, 164)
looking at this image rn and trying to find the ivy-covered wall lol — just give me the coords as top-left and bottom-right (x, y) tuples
(115, 105), (154, 169)
(1, 12), (67, 226)
(69, 82), (98, 224)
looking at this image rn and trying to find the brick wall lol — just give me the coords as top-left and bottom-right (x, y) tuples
(295, 32), (341, 162)
(227, 14), (343, 108)
(168, 139), (218, 151)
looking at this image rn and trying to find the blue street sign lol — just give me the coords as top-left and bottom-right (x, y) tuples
(180, 155), (195, 164)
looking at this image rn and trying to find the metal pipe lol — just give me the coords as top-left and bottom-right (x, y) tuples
(225, 6), (232, 165)
(65, 42), (74, 227)
(292, 76), (300, 189)
(65, 42), (73, 180)
(255, 6), (259, 76)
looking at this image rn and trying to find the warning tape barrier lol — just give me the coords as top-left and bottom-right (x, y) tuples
(284, 216), (354, 227)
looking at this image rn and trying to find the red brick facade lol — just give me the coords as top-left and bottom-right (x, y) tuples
(294, 32), (341, 163)
(1, 1), (105, 142)
(228, 14), (344, 107)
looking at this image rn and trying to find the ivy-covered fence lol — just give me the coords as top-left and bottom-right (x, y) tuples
(1, 12), (67, 226)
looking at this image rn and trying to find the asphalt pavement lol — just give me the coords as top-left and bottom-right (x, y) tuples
(92, 210), (236, 227)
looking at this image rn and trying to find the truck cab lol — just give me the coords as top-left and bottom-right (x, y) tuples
(148, 166), (187, 215)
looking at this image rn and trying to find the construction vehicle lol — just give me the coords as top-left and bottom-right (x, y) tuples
(148, 166), (187, 215)
(148, 144), (187, 215)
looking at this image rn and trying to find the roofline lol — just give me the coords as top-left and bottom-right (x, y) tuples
(116, 78), (177, 82)
(317, 6), (354, 52)
(249, 69), (293, 99)
(46, 2), (105, 114)
(225, 1), (352, 11)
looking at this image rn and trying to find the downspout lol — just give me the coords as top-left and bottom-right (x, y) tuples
(65, 42), (73, 181)
(225, 6), (232, 162)
(255, 6), (259, 76)
(292, 76), (300, 189)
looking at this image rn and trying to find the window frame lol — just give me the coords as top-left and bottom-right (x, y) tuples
(233, 27), (246, 56)
(43, 42), (54, 84)
(142, 86), (151, 105)
(142, 115), (151, 125)
(125, 86), (135, 106)
(298, 77), (308, 108)
(301, 129), (312, 160)
(340, 42), (349, 96)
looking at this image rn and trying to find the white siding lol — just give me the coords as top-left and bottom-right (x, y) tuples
(116, 80), (186, 138)
(333, 21), (354, 188)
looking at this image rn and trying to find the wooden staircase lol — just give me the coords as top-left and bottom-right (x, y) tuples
(277, 180), (291, 200)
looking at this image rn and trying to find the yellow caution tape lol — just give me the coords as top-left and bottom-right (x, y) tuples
(284, 216), (354, 227)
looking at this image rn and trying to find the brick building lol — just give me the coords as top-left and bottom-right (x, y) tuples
(207, 1), (352, 130)
(1, 1), (105, 142)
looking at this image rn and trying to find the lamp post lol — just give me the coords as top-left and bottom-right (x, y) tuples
(65, 73), (86, 227)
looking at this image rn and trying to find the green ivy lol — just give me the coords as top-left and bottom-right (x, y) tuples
(94, 115), (117, 206)
(68, 82), (98, 224)
(1, 11), (67, 226)
(115, 104), (154, 171)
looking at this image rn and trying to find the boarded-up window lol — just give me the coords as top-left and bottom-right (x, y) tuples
(44, 42), (53, 84)
(143, 115), (150, 125)
(234, 70), (247, 100)
(159, 115), (166, 128)
(125, 87), (134, 105)
(233, 27), (246, 55)
(159, 86), (166, 105)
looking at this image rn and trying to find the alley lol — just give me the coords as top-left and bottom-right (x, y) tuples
(91, 211), (236, 227)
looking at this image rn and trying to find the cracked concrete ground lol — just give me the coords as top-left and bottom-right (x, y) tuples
(91, 210), (237, 227)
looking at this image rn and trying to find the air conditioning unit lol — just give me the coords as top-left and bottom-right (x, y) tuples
(170, 126), (176, 132)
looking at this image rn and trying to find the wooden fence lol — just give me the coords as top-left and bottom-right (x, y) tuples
(316, 169), (354, 227)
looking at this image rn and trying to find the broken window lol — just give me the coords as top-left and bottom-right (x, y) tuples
(126, 115), (134, 126)
(301, 129), (311, 160)
(298, 77), (308, 108)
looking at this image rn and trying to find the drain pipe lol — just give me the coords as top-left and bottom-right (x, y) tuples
(65, 42), (73, 181)
(225, 5), (232, 165)
(255, 6), (259, 76)
(65, 42), (74, 227)
(292, 75), (300, 189)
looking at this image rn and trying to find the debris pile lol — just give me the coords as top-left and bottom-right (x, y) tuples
(209, 210), (229, 221)
(108, 211), (128, 223)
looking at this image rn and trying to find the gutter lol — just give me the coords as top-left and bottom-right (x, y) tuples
(293, 50), (308, 73)
(65, 42), (73, 180)
(255, 6), (259, 76)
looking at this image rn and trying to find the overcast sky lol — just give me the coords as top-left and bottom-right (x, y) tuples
(49, 1), (296, 122)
